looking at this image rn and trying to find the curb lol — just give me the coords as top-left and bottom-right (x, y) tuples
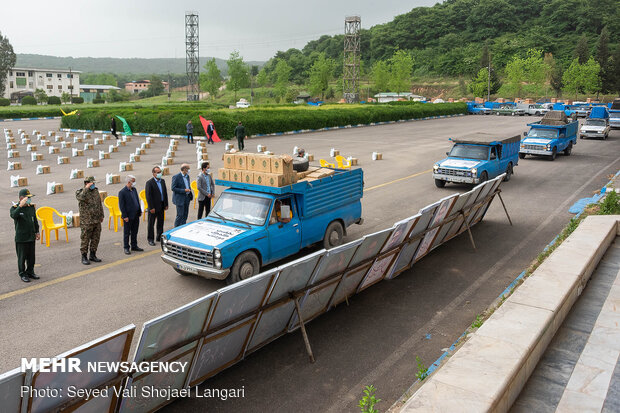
(58, 113), (467, 140)
(0, 116), (62, 122)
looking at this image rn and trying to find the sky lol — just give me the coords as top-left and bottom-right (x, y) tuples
(0, 0), (437, 61)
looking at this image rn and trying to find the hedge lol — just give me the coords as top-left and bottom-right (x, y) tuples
(21, 96), (37, 105)
(61, 103), (467, 138)
(0, 98), (10, 107)
(71, 97), (84, 104)
(47, 96), (61, 105)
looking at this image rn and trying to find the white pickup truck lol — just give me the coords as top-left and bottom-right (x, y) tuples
(516, 103), (549, 116)
(580, 118), (610, 140)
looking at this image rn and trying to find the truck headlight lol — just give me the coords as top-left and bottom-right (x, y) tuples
(213, 249), (222, 268)
(433, 164), (439, 171)
(546, 144), (551, 150)
(471, 168), (477, 176)
(214, 249), (221, 259)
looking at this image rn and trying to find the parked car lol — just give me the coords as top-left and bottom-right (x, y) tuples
(236, 99), (250, 108)
(516, 103), (548, 116)
(467, 102), (492, 115)
(609, 98), (620, 129)
(492, 104), (525, 116)
(432, 133), (520, 187)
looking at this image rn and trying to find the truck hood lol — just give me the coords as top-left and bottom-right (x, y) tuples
(522, 138), (553, 145)
(437, 158), (483, 170)
(165, 219), (257, 250)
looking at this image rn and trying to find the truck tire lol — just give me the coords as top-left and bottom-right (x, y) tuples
(435, 179), (446, 188)
(518, 153), (526, 159)
(479, 171), (488, 183)
(549, 148), (557, 161)
(323, 221), (344, 249)
(503, 163), (513, 182)
(293, 158), (309, 172)
(563, 143), (572, 156)
(496, 112), (500, 116)
(228, 251), (260, 284)
(535, 111), (541, 116)
(174, 268), (193, 276)
(511, 112), (516, 116)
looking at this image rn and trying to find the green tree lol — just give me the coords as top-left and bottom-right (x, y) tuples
(504, 55), (526, 97)
(595, 27), (611, 93)
(200, 58), (222, 100)
(34, 88), (48, 104)
(524, 49), (547, 93)
(574, 34), (590, 64)
(0, 31), (16, 97)
(274, 59), (292, 99)
(371, 60), (390, 92)
(611, 45), (620, 94)
(147, 76), (165, 97)
(61, 92), (71, 104)
(227, 50), (250, 102)
(389, 50), (414, 94)
(468, 68), (490, 98)
(256, 68), (269, 87)
(308, 53), (333, 98)
(563, 57), (600, 98)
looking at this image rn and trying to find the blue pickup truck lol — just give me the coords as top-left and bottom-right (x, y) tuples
(519, 111), (579, 161)
(467, 102), (492, 115)
(160, 168), (364, 283)
(432, 133), (520, 187)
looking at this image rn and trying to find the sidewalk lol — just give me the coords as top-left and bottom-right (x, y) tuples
(511, 240), (620, 412)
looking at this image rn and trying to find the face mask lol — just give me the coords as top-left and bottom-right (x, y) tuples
(206, 169), (211, 174)
(156, 173), (163, 179)
(90, 185), (97, 190)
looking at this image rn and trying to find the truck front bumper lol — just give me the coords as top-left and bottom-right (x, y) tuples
(161, 254), (230, 280)
(610, 119), (620, 128)
(580, 132), (605, 138)
(433, 173), (478, 184)
(520, 149), (552, 156)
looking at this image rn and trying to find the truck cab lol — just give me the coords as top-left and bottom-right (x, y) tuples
(432, 133), (520, 187)
(160, 168), (363, 283)
(580, 106), (610, 140)
(519, 111), (579, 161)
(466, 102), (492, 115)
(492, 103), (525, 116)
(610, 98), (620, 129)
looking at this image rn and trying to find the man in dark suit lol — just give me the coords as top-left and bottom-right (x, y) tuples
(171, 163), (193, 227)
(145, 165), (169, 246)
(118, 175), (143, 254)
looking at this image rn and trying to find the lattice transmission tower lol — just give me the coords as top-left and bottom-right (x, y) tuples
(343, 15), (361, 104)
(185, 12), (200, 101)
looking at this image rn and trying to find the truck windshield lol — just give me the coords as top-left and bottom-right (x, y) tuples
(210, 193), (271, 226)
(527, 129), (557, 139)
(448, 144), (489, 160)
(585, 119), (606, 127)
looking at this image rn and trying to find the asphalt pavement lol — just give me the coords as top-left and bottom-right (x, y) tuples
(1, 115), (619, 412)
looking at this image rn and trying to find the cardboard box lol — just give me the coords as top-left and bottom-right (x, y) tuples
(50, 147), (60, 154)
(307, 168), (335, 179)
(234, 154), (248, 170)
(27, 145), (37, 152)
(331, 149), (340, 156)
(165, 157), (173, 165)
(197, 141), (206, 147)
(9, 151), (20, 158)
(263, 173), (285, 187)
(223, 153), (236, 169)
(68, 133), (75, 138)
(136, 149), (145, 155)
(22, 138), (31, 144)
(12, 162), (22, 170)
(374, 153), (383, 160)
(41, 166), (51, 174)
(162, 167), (169, 176)
(307, 154), (314, 161)
(218, 168), (229, 180)
(124, 136), (132, 142)
(7, 143), (16, 149)
(253, 172), (266, 185)
(72, 213), (80, 227)
(18, 177), (28, 187)
(229, 169), (244, 183)
(110, 174), (121, 184)
(54, 183), (64, 193)
(132, 155), (140, 162)
(199, 153), (209, 160)
(197, 147), (207, 153)
(166, 151), (176, 158)
(75, 170), (84, 178)
(98, 191), (107, 201)
(110, 146), (118, 153)
(250, 154), (272, 172)
(241, 171), (254, 184)
(101, 153), (110, 159)
(54, 136), (63, 142)
(124, 163), (133, 171)
(349, 158), (358, 166)
(91, 160), (100, 167)
(118, 141), (126, 146)
(143, 143), (151, 149)
(33, 154), (43, 161)
(62, 142), (72, 148)
(73, 150), (84, 157)
(42, 141), (51, 146)
(58, 156), (70, 164)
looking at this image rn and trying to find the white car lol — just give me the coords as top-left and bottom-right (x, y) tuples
(580, 118), (610, 140)
(236, 100), (250, 108)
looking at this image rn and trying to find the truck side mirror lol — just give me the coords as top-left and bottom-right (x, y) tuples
(490, 153), (497, 160)
(559, 133), (565, 139)
(446, 151), (450, 156)
(523, 131), (527, 137)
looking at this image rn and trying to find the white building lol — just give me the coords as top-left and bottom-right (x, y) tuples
(2, 67), (81, 101)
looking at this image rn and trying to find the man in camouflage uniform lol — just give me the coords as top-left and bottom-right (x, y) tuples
(76, 176), (104, 265)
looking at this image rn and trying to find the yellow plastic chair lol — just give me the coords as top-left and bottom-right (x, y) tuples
(139, 189), (148, 222)
(36, 206), (68, 247)
(191, 180), (199, 209)
(104, 195), (123, 232)
(320, 159), (335, 168)
(334, 155), (352, 169)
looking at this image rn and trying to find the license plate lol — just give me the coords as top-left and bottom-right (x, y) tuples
(177, 263), (198, 274)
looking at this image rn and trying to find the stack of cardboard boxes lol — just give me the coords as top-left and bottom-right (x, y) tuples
(219, 153), (298, 187)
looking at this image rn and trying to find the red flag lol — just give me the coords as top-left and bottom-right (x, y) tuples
(199, 116), (221, 142)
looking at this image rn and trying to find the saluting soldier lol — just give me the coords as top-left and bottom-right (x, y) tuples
(76, 176), (104, 265)
(10, 188), (40, 283)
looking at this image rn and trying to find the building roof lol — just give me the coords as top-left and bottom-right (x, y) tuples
(11, 67), (82, 73)
(80, 85), (121, 90)
(375, 92), (413, 97)
(450, 132), (520, 145)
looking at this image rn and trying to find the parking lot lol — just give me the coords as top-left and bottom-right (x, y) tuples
(1, 115), (619, 412)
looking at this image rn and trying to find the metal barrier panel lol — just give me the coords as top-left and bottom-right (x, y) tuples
(0, 368), (27, 413)
(349, 228), (393, 268)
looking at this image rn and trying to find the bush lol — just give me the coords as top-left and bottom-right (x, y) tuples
(0, 98), (10, 106)
(71, 97), (84, 104)
(21, 96), (37, 105)
(92, 98), (105, 104)
(61, 102), (467, 138)
(47, 96), (61, 105)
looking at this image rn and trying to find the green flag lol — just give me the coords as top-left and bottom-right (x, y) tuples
(116, 115), (133, 136)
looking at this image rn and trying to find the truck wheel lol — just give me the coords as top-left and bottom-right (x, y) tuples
(535, 111), (541, 116)
(229, 251), (260, 284)
(323, 221), (344, 249)
(549, 148), (557, 161)
(511, 112), (516, 116)
(518, 153), (526, 159)
(435, 179), (446, 188)
(496, 112), (500, 116)
(563, 143), (572, 156)
(504, 163), (513, 182)
(174, 268), (193, 276)
(479, 171), (488, 183)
